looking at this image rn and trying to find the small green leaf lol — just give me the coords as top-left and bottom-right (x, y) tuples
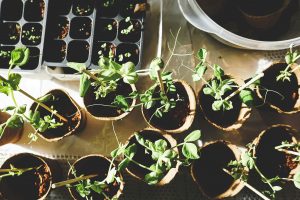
(144, 171), (163, 185)
(0, 86), (12, 96)
(192, 74), (201, 82)
(6, 115), (23, 128)
(294, 171), (300, 189)
(79, 74), (91, 97)
(203, 87), (214, 96)
(149, 58), (164, 80)
(67, 62), (86, 73)
(8, 73), (21, 90)
(38, 94), (54, 103)
(241, 152), (255, 170)
(197, 48), (207, 61)
(1, 106), (16, 112)
(118, 158), (130, 171)
(9, 47), (30, 67)
(273, 186), (282, 191)
(16, 105), (26, 114)
(212, 100), (223, 111)
(184, 130), (201, 142)
(213, 64), (224, 80)
(182, 143), (200, 160)
(194, 63), (207, 81)
(106, 167), (117, 184)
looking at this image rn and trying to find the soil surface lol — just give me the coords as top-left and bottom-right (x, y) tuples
(68, 155), (121, 200)
(0, 154), (51, 200)
(84, 79), (133, 118)
(143, 82), (190, 130)
(193, 141), (236, 198)
(259, 63), (299, 112)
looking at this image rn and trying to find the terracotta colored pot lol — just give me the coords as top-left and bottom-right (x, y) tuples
(191, 140), (244, 199)
(142, 80), (196, 134)
(0, 112), (23, 146)
(68, 154), (124, 200)
(30, 89), (86, 142)
(256, 62), (300, 114)
(83, 79), (137, 121)
(125, 128), (180, 186)
(0, 153), (58, 200)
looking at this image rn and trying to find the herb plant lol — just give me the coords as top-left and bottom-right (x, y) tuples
(111, 130), (201, 185)
(0, 47), (65, 143)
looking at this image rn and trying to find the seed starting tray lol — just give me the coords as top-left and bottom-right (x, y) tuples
(0, 0), (146, 73)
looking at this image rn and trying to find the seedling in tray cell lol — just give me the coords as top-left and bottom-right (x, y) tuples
(118, 17), (142, 43)
(0, 23), (21, 45)
(67, 40), (90, 63)
(116, 43), (139, 65)
(70, 17), (92, 40)
(96, 0), (118, 17)
(24, 0), (45, 22)
(72, 0), (94, 16)
(46, 17), (70, 40)
(0, 47), (14, 68)
(94, 18), (117, 41)
(119, 0), (148, 18)
(92, 42), (116, 65)
(1, 0), (23, 21)
(21, 23), (42, 45)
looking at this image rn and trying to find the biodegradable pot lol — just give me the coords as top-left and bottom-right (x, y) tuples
(252, 124), (300, 179)
(30, 89), (86, 142)
(84, 79), (137, 121)
(191, 141), (244, 199)
(256, 62), (300, 114)
(68, 154), (124, 200)
(125, 128), (180, 186)
(0, 112), (23, 146)
(142, 80), (196, 134)
(198, 77), (251, 131)
(196, 0), (227, 16)
(237, 0), (291, 30)
(0, 153), (56, 200)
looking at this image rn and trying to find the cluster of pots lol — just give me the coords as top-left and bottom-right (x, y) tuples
(1, 57), (300, 199)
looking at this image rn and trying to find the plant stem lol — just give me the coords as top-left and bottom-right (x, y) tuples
(156, 70), (166, 95)
(124, 155), (154, 172)
(223, 168), (271, 200)
(51, 174), (98, 189)
(276, 148), (300, 157)
(224, 72), (264, 102)
(82, 69), (100, 83)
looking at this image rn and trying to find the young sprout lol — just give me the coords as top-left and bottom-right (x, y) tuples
(276, 44), (300, 82)
(111, 130), (201, 185)
(192, 48), (263, 111)
(120, 17), (135, 35)
(0, 164), (42, 180)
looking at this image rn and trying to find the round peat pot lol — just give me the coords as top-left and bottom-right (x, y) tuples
(116, 43), (140, 66)
(256, 62), (300, 114)
(92, 42), (116, 65)
(1, 0), (23, 21)
(198, 77), (251, 131)
(95, 0), (118, 18)
(44, 40), (67, 63)
(142, 80), (196, 134)
(84, 79), (136, 121)
(0, 112), (23, 146)
(118, 18), (142, 43)
(67, 40), (90, 63)
(0, 22), (21, 45)
(72, 0), (94, 16)
(21, 23), (43, 45)
(252, 125), (300, 179)
(24, 0), (45, 22)
(30, 89), (86, 142)
(0, 153), (54, 200)
(125, 128), (179, 186)
(191, 141), (244, 199)
(70, 17), (92, 40)
(19, 47), (40, 70)
(94, 18), (118, 41)
(237, 0), (291, 31)
(68, 155), (124, 200)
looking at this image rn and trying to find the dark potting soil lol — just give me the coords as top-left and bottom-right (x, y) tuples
(30, 90), (81, 140)
(0, 46), (14, 69)
(0, 22), (21, 45)
(259, 63), (299, 112)
(46, 17), (70, 40)
(19, 47), (40, 70)
(48, 0), (72, 16)
(94, 18), (118, 41)
(116, 43), (139, 66)
(72, 0), (95, 16)
(95, 0), (118, 18)
(238, 0), (284, 16)
(119, 0), (147, 18)
(118, 19), (142, 43)
(70, 17), (92, 39)
(1, 0), (23, 21)
(255, 126), (297, 179)
(199, 79), (242, 128)
(0, 154), (51, 200)
(92, 42), (116, 65)
(24, 0), (45, 22)
(69, 156), (121, 200)
(67, 40), (90, 63)
(143, 82), (190, 130)
(21, 23), (43, 45)
(44, 40), (66, 62)
(127, 130), (172, 179)
(193, 141), (236, 198)
(84, 80), (133, 118)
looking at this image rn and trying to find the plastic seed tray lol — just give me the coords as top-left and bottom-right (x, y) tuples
(0, 0), (48, 71)
(0, 0), (146, 73)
